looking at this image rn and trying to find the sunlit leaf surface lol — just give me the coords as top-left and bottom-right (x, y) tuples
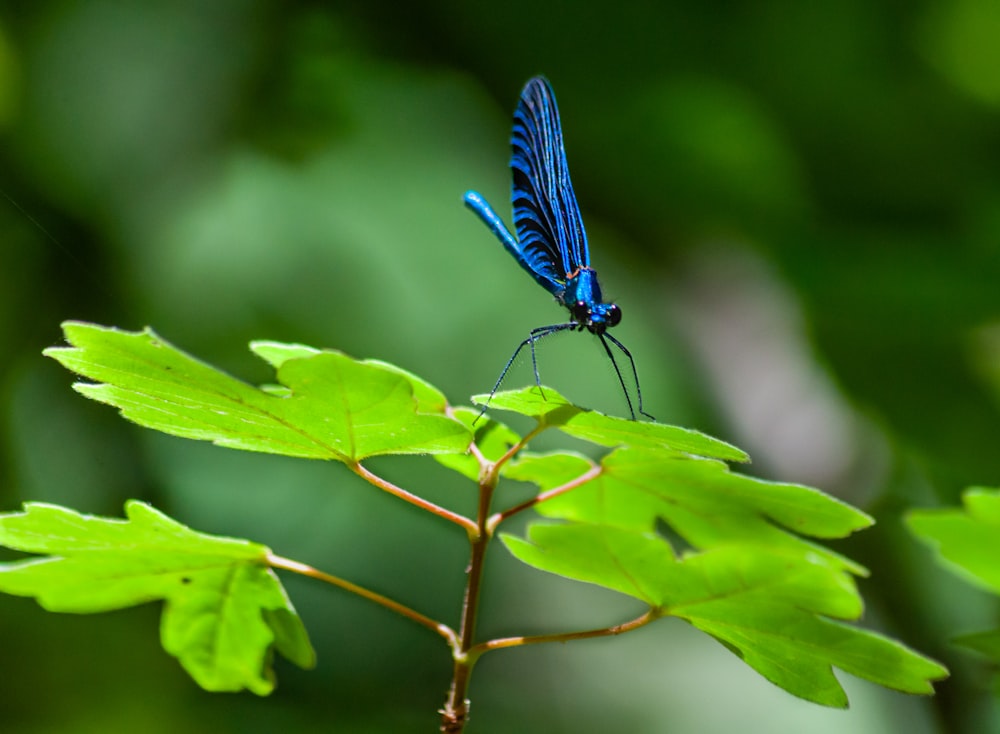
(0, 501), (314, 694)
(46, 322), (471, 462)
(503, 523), (946, 706)
(475, 386), (747, 461)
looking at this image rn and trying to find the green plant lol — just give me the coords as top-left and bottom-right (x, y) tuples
(908, 488), (1000, 677)
(0, 321), (946, 732)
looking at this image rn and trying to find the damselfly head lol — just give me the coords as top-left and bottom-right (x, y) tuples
(572, 301), (622, 334)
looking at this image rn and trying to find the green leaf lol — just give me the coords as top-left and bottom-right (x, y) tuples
(503, 523), (947, 706)
(475, 386), (747, 462)
(0, 501), (315, 694)
(907, 488), (1000, 677)
(907, 487), (1000, 592)
(45, 322), (471, 462)
(472, 384), (576, 419)
(250, 341), (453, 415)
(558, 411), (747, 462)
(502, 451), (595, 488)
(250, 341), (322, 368)
(434, 407), (522, 481)
(512, 447), (871, 573)
(499, 445), (940, 705)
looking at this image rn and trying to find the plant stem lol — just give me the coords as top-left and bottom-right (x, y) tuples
(468, 609), (659, 656)
(493, 423), (546, 473)
(267, 553), (457, 646)
(438, 417), (615, 730)
(440, 469), (498, 732)
(487, 462), (602, 534)
(350, 461), (478, 537)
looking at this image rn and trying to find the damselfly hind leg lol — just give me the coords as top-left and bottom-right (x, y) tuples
(602, 332), (655, 421)
(474, 324), (575, 424)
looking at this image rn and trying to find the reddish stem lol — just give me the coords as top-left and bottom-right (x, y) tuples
(439, 464), (498, 731)
(350, 461), (478, 538)
(267, 553), (457, 645)
(469, 609), (658, 657)
(487, 462), (602, 534)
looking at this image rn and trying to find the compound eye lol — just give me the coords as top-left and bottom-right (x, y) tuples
(607, 304), (622, 327)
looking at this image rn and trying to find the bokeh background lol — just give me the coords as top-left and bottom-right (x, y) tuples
(2, 1), (1000, 732)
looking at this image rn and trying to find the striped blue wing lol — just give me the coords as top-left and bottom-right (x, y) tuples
(511, 76), (591, 286)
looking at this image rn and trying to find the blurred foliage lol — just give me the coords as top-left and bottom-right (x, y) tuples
(1, 1), (999, 732)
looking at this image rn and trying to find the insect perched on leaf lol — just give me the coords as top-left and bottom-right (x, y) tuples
(464, 76), (653, 421)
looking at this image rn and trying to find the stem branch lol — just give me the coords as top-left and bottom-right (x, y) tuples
(487, 462), (602, 534)
(267, 553), (457, 645)
(351, 461), (478, 537)
(470, 608), (658, 656)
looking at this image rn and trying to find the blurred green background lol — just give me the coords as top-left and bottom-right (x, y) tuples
(2, 1), (1000, 732)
